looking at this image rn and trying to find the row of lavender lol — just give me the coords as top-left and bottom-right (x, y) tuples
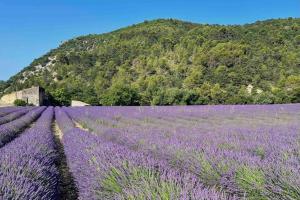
(55, 107), (229, 200)
(0, 107), (24, 117)
(0, 107), (59, 199)
(63, 104), (300, 199)
(0, 107), (46, 148)
(0, 107), (33, 125)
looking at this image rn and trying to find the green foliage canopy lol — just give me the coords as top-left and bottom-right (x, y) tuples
(2, 18), (300, 105)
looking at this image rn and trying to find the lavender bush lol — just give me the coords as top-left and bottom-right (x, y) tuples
(56, 107), (229, 200)
(0, 107), (24, 117)
(0, 107), (32, 125)
(0, 107), (58, 199)
(0, 107), (45, 147)
(64, 104), (300, 199)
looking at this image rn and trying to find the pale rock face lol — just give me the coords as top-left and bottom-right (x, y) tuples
(19, 77), (28, 84)
(48, 56), (57, 61)
(45, 56), (57, 67)
(52, 71), (59, 82)
(35, 64), (43, 70)
(18, 56), (57, 84)
(246, 84), (253, 94)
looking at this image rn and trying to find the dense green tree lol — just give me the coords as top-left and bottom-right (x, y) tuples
(101, 83), (140, 106)
(253, 92), (276, 104)
(50, 88), (71, 106)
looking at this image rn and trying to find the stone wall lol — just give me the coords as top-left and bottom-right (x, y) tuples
(0, 86), (45, 106)
(0, 92), (18, 105)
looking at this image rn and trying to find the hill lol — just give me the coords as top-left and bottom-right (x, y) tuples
(1, 18), (300, 105)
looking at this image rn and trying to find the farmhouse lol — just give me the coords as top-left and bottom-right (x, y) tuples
(0, 86), (45, 106)
(71, 100), (90, 107)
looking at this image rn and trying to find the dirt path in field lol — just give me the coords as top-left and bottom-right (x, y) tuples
(52, 120), (78, 200)
(74, 121), (90, 131)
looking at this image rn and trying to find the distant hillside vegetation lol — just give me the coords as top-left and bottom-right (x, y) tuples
(2, 18), (300, 105)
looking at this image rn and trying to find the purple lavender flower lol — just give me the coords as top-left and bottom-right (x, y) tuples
(0, 107), (45, 148)
(63, 104), (300, 199)
(0, 107), (58, 199)
(0, 107), (32, 125)
(56, 107), (230, 199)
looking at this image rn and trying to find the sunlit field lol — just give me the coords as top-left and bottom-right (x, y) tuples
(0, 104), (299, 199)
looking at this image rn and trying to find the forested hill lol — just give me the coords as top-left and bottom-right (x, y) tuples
(1, 18), (300, 105)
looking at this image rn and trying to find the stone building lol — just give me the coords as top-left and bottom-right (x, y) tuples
(0, 86), (45, 106)
(71, 100), (90, 107)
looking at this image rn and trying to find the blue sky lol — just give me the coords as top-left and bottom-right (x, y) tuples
(0, 0), (299, 81)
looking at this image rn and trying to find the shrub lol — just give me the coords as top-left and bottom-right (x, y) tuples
(253, 92), (275, 104)
(13, 99), (27, 106)
(235, 166), (266, 199)
(197, 153), (222, 186)
(101, 84), (140, 106)
(98, 164), (181, 200)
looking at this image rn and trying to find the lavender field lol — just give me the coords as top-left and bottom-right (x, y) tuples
(0, 104), (299, 200)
